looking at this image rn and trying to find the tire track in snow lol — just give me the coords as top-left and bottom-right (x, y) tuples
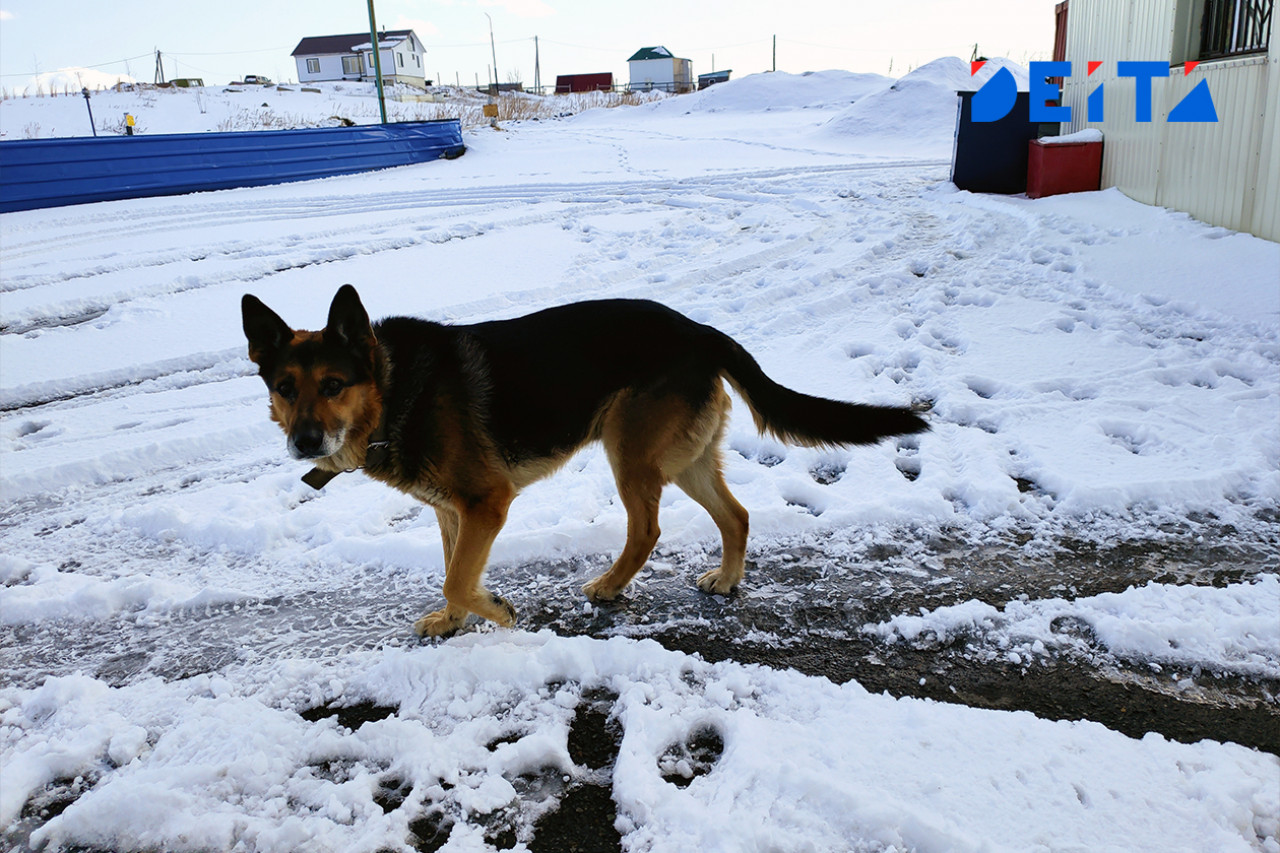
(3, 162), (942, 337)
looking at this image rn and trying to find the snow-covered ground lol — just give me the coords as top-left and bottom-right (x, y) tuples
(2, 58), (1278, 852)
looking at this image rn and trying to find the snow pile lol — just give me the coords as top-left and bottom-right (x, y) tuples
(865, 573), (1280, 678)
(20, 67), (136, 96)
(653, 69), (892, 113)
(822, 56), (1029, 157)
(5, 633), (1277, 853)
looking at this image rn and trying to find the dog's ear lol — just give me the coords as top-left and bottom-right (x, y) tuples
(325, 285), (375, 352)
(241, 294), (292, 364)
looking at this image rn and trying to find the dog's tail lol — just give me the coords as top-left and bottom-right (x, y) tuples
(714, 332), (928, 447)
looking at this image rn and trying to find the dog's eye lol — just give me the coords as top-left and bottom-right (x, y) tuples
(274, 380), (297, 400)
(320, 378), (345, 398)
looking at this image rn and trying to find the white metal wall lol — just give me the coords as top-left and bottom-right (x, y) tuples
(1062, 0), (1279, 241)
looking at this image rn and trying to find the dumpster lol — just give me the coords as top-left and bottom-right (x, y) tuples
(952, 89), (1042, 194)
(1027, 129), (1103, 199)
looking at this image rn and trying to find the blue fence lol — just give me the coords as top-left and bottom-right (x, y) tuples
(0, 120), (465, 214)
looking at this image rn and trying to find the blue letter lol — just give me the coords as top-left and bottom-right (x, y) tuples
(971, 67), (1019, 122)
(1029, 61), (1071, 123)
(1117, 61), (1169, 122)
(1087, 83), (1105, 122)
(1168, 79), (1218, 122)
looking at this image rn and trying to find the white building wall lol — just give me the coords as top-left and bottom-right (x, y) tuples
(629, 58), (676, 89)
(295, 55), (358, 84)
(1063, 0), (1279, 241)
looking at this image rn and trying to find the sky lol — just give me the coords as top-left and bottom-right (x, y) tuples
(0, 0), (1060, 92)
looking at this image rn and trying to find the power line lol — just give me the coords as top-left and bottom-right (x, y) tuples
(0, 52), (153, 77)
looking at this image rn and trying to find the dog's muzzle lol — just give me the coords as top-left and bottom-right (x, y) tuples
(288, 423), (342, 460)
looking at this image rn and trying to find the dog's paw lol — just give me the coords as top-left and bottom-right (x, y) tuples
(488, 593), (517, 628)
(582, 576), (623, 602)
(413, 607), (466, 637)
(696, 568), (740, 596)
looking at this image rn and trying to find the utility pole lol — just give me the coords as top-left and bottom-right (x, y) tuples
(772, 35), (777, 73)
(154, 49), (165, 85)
(367, 0), (388, 123)
(485, 13), (499, 95)
(534, 35), (541, 94)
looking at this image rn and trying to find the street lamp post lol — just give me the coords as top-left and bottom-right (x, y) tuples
(81, 88), (98, 137)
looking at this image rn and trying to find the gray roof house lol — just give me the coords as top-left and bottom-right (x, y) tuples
(292, 30), (428, 89)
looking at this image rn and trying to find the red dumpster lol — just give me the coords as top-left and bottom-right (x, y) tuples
(1027, 130), (1103, 199)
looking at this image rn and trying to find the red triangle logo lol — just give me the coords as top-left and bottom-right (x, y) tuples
(1184, 61), (1199, 75)
(1087, 61), (1103, 76)
(971, 60), (986, 76)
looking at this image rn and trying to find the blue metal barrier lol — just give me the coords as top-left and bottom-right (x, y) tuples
(0, 120), (465, 213)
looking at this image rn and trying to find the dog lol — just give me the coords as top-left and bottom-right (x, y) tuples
(241, 285), (928, 636)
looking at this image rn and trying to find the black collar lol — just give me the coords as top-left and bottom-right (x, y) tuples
(300, 421), (389, 490)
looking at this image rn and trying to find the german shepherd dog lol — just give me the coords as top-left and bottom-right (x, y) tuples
(242, 286), (927, 636)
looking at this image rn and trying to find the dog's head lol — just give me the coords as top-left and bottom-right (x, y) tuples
(241, 285), (382, 461)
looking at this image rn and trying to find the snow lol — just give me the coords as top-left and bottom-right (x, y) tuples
(1038, 128), (1104, 145)
(865, 573), (1280, 679)
(2, 60), (1278, 851)
(8, 634), (1279, 853)
(15, 67), (136, 97)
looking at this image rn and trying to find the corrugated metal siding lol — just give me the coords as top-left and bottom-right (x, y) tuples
(1251, 45), (1280, 241)
(0, 120), (466, 214)
(1157, 59), (1268, 234)
(1063, 0), (1278, 242)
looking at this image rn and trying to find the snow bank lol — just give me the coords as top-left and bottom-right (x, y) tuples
(822, 56), (1030, 157)
(5, 633), (1277, 852)
(866, 573), (1280, 678)
(20, 67), (136, 96)
(653, 69), (892, 113)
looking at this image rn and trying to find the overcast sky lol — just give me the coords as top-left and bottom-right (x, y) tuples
(0, 0), (1060, 90)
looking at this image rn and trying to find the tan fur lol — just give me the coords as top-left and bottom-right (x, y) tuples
(368, 371), (745, 634)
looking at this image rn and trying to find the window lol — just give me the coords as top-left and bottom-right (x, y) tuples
(1200, 0), (1272, 58)
(397, 53), (404, 68)
(306, 58), (320, 74)
(1175, 0), (1273, 63)
(342, 55), (361, 75)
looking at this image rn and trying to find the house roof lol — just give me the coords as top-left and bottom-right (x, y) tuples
(291, 30), (416, 57)
(628, 46), (677, 62)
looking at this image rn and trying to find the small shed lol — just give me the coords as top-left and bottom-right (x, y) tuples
(697, 70), (732, 90)
(627, 46), (693, 93)
(556, 73), (614, 94)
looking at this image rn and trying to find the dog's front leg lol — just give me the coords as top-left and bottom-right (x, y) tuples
(414, 490), (516, 637)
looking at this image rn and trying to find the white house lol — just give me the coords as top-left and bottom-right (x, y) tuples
(627, 46), (694, 93)
(291, 30), (428, 89)
(1058, 0), (1278, 241)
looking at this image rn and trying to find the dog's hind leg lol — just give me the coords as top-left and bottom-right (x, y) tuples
(584, 387), (724, 602)
(414, 489), (517, 637)
(675, 444), (749, 595)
